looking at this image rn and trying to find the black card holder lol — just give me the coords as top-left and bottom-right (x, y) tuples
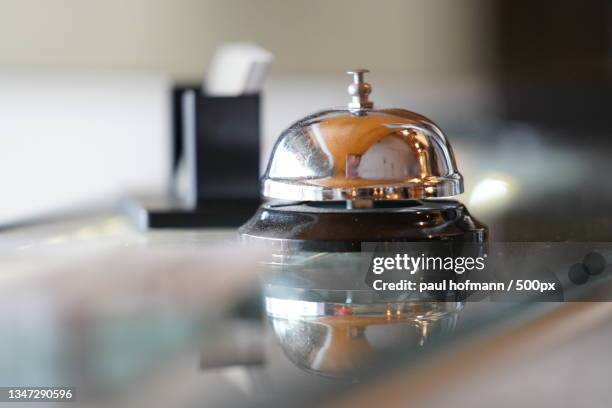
(123, 85), (261, 229)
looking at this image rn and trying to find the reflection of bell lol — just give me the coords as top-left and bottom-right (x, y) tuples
(308, 316), (375, 375)
(240, 69), (487, 251)
(266, 296), (462, 378)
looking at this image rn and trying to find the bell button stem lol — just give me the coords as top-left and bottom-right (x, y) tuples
(348, 69), (366, 84)
(347, 69), (373, 110)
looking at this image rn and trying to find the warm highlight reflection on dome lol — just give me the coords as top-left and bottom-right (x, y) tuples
(264, 109), (463, 201)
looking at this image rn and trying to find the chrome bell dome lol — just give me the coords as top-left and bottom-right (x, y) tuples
(262, 69), (463, 202)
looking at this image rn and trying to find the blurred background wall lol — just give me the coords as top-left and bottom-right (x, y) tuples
(0, 0), (494, 80)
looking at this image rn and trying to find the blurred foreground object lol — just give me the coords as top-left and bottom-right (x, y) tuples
(0, 215), (265, 405)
